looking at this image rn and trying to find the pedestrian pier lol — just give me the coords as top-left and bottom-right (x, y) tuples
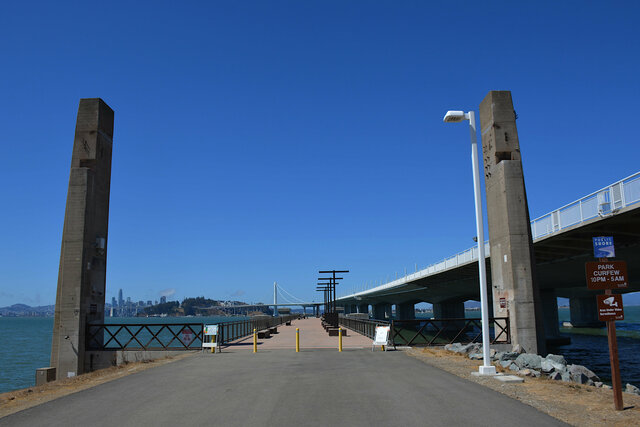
(1, 317), (566, 426)
(225, 317), (371, 351)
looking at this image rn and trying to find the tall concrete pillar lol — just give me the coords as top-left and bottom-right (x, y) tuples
(569, 297), (604, 328)
(479, 91), (545, 355)
(396, 303), (415, 320)
(433, 301), (465, 319)
(51, 99), (114, 379)
(357, 304), (369, 314)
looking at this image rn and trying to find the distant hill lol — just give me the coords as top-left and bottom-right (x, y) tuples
(0, 304), (55, 317)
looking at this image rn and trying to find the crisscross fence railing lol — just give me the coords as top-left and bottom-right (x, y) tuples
(86, 323), (204, 350)
(390, 317), (510, 346)
(86, 315), (299, 351)
(338, 316), (510, 346)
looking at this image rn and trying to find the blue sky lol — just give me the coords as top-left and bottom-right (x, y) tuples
(1, 1), (639, 307)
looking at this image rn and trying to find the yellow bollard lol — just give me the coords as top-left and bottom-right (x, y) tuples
(296, 328), (300, 352)
(253, 328), (257, 353)
(338, 328), (343, 352)
(211, 334), (215, 354)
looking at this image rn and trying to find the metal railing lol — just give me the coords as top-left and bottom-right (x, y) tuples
(217, 315), (298, 344)
(338, 315), (510, 346)
(530, 171), (640, 239)
(86, 323), (205, 351)
(339, 316), (389, 339)
(340, 171), (640, 299)
(86, 315), (299, 351)
(390, 317), (510, 346)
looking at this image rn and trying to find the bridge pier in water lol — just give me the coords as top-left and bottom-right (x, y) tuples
(540, 289), (566, 345)
(396, 302), (415, 320)
(433, 300), (464, 319)
(569, 296), (604, 328)
(373, 303), (391, 320)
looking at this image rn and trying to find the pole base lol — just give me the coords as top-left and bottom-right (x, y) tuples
(477, 365), (497, 376)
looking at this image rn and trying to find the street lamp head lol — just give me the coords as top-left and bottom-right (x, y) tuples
(443, 110), (467, 123)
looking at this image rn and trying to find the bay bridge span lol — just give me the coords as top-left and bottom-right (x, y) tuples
(336, 171), (640, 346)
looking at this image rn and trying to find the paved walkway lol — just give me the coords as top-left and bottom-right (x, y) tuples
(1, 338), (567, 426)
(225, 317), (371, 351)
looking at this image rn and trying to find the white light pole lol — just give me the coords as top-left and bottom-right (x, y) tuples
(443, 110), (496, 375)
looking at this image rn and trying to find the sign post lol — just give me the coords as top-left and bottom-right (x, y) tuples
(585, 237), (625, 410)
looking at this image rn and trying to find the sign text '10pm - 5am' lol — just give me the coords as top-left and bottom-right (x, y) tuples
(585, 261), (628, 290)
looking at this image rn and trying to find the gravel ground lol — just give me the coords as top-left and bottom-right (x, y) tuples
(406, 347), (640, 427)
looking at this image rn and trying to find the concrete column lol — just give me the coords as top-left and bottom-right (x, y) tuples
(396, 303), (415, 320)
(570, 297), (604, 328)
(479, 91), (545, 355)
(433, 301), (465, 319)
(350, 304), (357, 314)
(373, 303), (390, 320)
(51, 99), (114, 380)
(343, 305), (351, 314)
(540, 289), (562, 343)
(357, 304), (369, 314)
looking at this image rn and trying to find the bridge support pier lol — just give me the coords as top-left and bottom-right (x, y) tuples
(343, 305), (351, 314)
(357, 304), (369, 314)
(433, 301), (464, 319)
(396, 303), (415, 320)
(540, 290), (566, 345)
(373, 303), (391, 320)
(569, 296), (604, 328)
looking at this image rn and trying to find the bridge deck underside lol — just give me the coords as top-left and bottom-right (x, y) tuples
(341, 205), (640, 306)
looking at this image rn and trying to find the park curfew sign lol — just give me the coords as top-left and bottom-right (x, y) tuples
(585, 261), (628, 290)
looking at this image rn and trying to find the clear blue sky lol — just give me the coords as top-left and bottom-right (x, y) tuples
(1, 1), (639, 307)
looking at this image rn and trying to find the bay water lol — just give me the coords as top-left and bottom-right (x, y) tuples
(0, 316), (245, 394)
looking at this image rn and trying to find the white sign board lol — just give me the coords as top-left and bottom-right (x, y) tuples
(204, 324), (218, 335)
(202, 324), (219, 351)
(372, 326), (390, 351)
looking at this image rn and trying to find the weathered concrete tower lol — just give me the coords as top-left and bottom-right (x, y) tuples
(478, 91), (545, 354)
(51, 99), (114, 379)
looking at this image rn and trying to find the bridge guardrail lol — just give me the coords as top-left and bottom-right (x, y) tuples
(86, 315), (299, 351)
(530, 171), (640, 239)
(340, 171), (640, 299)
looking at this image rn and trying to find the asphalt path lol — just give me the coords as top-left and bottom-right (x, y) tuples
(1, 349), (567, 426)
